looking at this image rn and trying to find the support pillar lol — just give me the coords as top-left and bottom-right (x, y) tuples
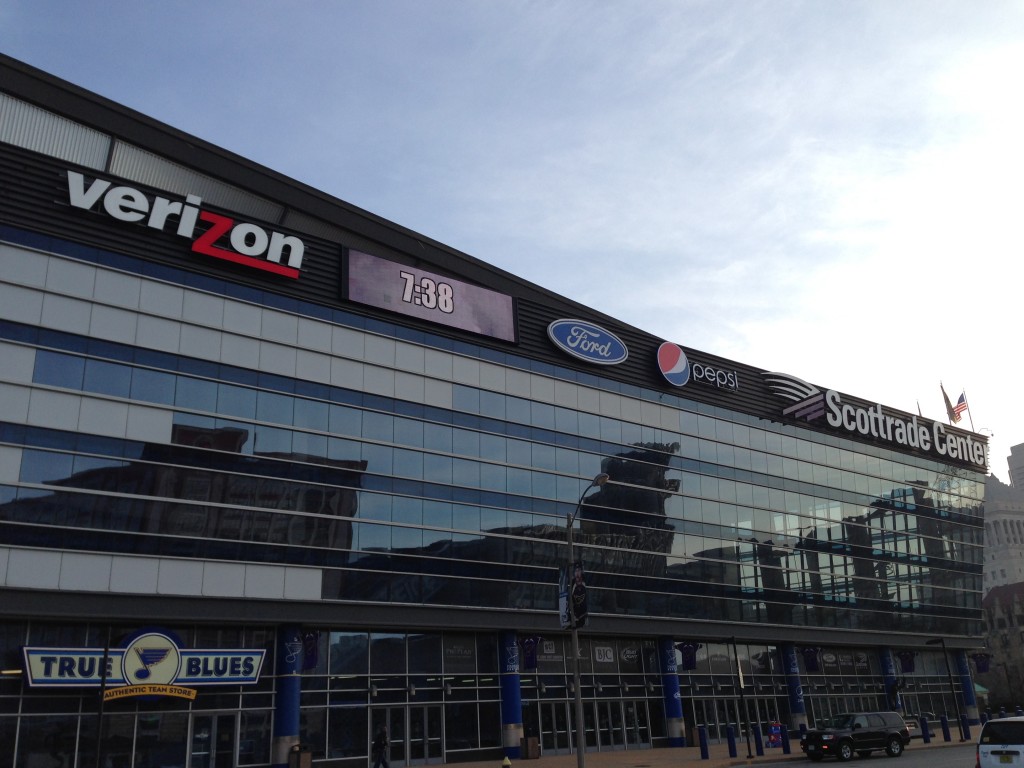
(782, 644), (807, 732)
(879, 648), (903, 712)
(956, 649), (980, 724)
(499, 630), (523, 758)
(272, 625), (303, 768)
(659, 637), (685, 747)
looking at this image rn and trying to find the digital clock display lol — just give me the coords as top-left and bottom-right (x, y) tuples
(347, 250), (517, 342)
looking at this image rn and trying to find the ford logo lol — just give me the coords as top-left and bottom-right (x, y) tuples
(547, 319), (628, 365)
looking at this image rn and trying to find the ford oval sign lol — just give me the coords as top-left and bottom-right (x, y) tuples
(547, 319), (628, 365)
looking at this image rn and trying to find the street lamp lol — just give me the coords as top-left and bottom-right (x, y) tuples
(927, 638), (965, 741)
(566, 472), (609, 768)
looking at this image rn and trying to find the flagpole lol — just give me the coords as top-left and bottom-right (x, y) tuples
(940, 383), (956, 425)
(963, 389), (976, 432)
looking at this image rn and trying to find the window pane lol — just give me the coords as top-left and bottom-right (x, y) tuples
(176, 376), (218, 411)
(130, 367), (176, 404)
(34, 350), (84, 388)
(83, 359), (131, 397)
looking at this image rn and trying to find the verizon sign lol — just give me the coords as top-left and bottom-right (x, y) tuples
(66, 171), (304, 278)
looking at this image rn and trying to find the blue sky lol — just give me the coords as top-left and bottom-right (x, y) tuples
(4, 1), (1022, 481)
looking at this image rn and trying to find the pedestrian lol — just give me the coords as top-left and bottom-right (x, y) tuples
(372, 726), (389, 768)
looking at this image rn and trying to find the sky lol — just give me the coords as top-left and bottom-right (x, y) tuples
(4, 1), (1023, 481)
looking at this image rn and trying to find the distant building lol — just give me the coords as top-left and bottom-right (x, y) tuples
(978, 582), (1024, 709)
(1008, 443), (1024, 488)
(983, 476), (1024, 591)
(978, 473), (1024, 710)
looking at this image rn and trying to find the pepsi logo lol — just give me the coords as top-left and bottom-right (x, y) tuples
(657, 342), (690, 387)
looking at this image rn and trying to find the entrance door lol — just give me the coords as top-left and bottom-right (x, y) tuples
(189, 713), (237, 768)
(622, 700), (650, 748)
(595, 701), (624, 749)
(539, 701), (571, 754)
(408, 705), (443, 764)
(371, 706), (443, 766)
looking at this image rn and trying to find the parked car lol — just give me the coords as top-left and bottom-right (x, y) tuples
(801, 712), (911, 761)
(976, 716), (1024, 768)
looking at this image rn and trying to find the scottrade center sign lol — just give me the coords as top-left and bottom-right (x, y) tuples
(764, 372), (988, 469)
(22, 629), (265, 701)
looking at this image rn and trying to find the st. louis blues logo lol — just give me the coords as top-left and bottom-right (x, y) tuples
(132, 647), (171, 680)
(122, 631), (181, 686)
(763, 372), (825, 422)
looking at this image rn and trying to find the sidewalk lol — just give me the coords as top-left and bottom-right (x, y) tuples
(453, 735), (967, 768)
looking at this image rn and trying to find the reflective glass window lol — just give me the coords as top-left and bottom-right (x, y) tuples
(363, 411), (394, 442)
(329, 404), (362, 437)
(424, 423), (452, 452)
(424, 454), (453, 484)
(83, 359), (131, 397)
(506, 396), (530, 425)
(130, 367), (176, 404)
(394, 417), (424, 447)
(19, 449), (73, 484)
(253, 425), (292, 455)
(34, 350), (84, 388)
(175, 375), (217, 412)
(257, 390), (294, 425)
(218, 382), (257, 419)
(293, 397), (329, 430)
(479, 390), (504, 420)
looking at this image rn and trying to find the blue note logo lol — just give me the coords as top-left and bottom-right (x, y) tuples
(123, 631), (181, 686)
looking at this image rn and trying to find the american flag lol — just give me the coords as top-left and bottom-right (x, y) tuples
(953, 392), (968, 420)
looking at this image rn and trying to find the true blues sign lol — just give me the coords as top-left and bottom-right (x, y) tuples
(547, 319), (628, 365)
(22, 628), (265, 701)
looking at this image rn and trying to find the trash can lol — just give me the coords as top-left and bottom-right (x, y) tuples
(520, 736), (540, 759)
(288, 743), (312, 768)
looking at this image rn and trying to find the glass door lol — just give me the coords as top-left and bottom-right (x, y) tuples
(189, 713), (237, 768)
(408, 705), (443, 764)
(539, 701), (571, 754)
(596, 701), (624, 749)
(371, 706), (443, 766)
(622, 699), (650, 748)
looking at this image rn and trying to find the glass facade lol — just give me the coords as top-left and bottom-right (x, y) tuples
(0, 73), (987, 767)
(0, 243), (985, 632)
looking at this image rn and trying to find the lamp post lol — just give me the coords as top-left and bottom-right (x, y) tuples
(566, 472), (609, 768)
(927, 638), (965, 741)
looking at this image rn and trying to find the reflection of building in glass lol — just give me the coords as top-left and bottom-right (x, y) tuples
(976, 474), (1024, 711)
(0, 57), (988, 767)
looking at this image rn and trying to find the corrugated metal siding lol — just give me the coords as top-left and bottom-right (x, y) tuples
(109, 142), (285, 223)
(0, 93), (110, 170)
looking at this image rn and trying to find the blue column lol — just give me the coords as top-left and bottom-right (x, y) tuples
(782, 644), (807, 731)
(499, 630), (523, 758)
(956, 649), (980, 724)
(659, 637), (685, 747)
(272, 625), (303, 768)
(879, 648), (902, 712)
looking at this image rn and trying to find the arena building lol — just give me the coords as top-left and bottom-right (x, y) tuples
(0, 54), (988, 768)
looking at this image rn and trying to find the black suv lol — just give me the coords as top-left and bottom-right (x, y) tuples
(801, 712), (911, 761)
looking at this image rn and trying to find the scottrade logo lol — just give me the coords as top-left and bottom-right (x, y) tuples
(763, 372), (825, 421)
(66, 170), (304, 279)
(657, 342), (691, 386)
(547, 320), (628, 365)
